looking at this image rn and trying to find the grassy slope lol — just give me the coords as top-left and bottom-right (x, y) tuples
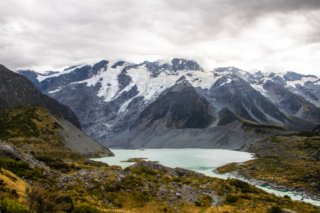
(0, 105), (76, 157)
(0, 106), (319, 212)
(217, 132), (320, 199)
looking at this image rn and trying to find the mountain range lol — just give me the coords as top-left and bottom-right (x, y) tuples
(18, 58), (320, 149)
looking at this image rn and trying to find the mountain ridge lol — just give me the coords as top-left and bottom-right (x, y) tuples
(17, 58), (320, 149)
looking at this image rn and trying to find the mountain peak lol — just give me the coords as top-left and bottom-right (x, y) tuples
(170, 58), (202, 71)
(138, 78), (214, 129)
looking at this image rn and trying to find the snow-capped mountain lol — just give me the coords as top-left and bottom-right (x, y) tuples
(18, 59), (320, 149)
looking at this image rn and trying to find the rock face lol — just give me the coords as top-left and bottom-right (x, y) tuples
(210, 75), (289, 125)
(138, 80), (214, 129)
(55, 116), (114, 156)
(262, 81), (320, 123)
(17, 59), (320, 149)
(0, 65), (113, 156)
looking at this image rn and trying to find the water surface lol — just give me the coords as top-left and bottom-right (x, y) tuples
(94, 148), (253, 176)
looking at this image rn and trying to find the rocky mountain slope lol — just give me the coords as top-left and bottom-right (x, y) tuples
(1, 64), (112, 156)
(18, 59), (320, 149)
(0, 106), (113, 157)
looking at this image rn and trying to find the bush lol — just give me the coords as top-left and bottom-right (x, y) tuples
(283, 195), (291, 199)
(268, 206), (282, 213)
(0, 158), (30, 174)
(0, 106), (40, 139)
(195, 194), (212, 207)
(27, 185), (74, 213)
(10, 189), (18, 198)
(225, 194), (238, 204)
(34, 155), (72, 172)
(73, 205), (100, 213)
(229, 179), (254, 193)
(132, 191), (151, 207)
(0, 158), (43, 180)
(0, 198), (28, 213)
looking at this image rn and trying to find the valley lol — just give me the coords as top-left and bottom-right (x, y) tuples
(2, 1), (320, 212)
(0, 62), (319, 212)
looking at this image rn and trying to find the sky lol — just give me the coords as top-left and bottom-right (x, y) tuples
(0, 0), (320, 75)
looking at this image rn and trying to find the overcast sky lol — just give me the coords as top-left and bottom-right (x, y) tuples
(1, 0), (320, 75)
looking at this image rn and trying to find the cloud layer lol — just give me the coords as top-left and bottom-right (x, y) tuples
(1, 0), (320, 75)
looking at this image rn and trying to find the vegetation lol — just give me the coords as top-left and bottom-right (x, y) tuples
(216, 162), (238, 174)
(0, 198), (28, 213)
(0, 105), (319, 212)
(27, 185), (74, 213)
(121, 157), (148, 163)
(217, 133), (320, 199)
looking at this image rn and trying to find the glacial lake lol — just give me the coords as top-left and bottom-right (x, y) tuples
(94, 148), (254, 174)
(93, 149), (320, 207)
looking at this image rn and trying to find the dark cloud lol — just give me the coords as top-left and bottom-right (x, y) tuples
(162, 0), (320, 36)
(230, 0), (320, 13)
(0, 0), (319, 75)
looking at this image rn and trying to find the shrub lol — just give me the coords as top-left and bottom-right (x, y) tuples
(0, 158), (30, 174)
(0, 198), (28, 213)
(132, 191), (151, 207)
(195, 194), (212, 207)
(10, 189), (18, 198)
(225, 194), (238, 204)
(0, 158), (44, 180)
(34, 155), (72, 172)
(268, 206), (282, 213)
(27, 185), (74, 213)
(229, 179), (254, 193)
(283, 195), (291, 199)
(73, 205), (100, 213)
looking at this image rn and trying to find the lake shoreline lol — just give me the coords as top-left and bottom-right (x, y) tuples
(93, 148), (320, 207)
(211, 170), (320, 207)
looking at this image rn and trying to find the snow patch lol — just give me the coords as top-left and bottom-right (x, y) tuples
(126, 65), (216, 102)
(252, 84), (269, 97)
(285, 76), (318, 88)
(37, 64), (87, 82)
(48, 87), (62, 94)
(84, 61), (126, 102)
(219, 78), (232, 87)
